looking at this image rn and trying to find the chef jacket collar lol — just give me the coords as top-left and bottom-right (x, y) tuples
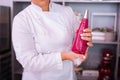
(31, 2), (53, 12)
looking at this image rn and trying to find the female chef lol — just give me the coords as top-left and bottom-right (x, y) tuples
(12, 0), (93, 80)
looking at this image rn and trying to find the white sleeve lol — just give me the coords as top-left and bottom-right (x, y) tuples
(12, 14), (63, 72)
(67, 6), (79, 30)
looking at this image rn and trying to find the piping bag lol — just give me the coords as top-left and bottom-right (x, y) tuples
(72, 9), (89, 66)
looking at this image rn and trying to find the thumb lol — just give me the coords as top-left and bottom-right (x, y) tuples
(84, 47), (89, 59)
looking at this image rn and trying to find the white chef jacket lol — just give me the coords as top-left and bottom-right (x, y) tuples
(12, 2), (79, 80)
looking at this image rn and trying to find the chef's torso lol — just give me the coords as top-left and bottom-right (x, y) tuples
(13, 2), (78, 80)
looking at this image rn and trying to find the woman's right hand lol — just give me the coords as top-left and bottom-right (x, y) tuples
(61, 51), (87, 63)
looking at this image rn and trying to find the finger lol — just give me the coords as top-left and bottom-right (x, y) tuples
(84, 47), (89, 59)
(81, 36), (92, 42)
(80, 55), (87, 62)
(74, 29), (78, 33)
(79, 55), (85, 59)
(83, 28), (92, 33)
(80, 33), (92, 37)
(71, 52), (81, 59)
(87, 42), (93, 47)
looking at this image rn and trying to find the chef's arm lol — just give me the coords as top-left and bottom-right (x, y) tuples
(12, 15), (63, 72)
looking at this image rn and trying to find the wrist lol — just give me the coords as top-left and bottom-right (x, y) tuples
(61, 52), (67, 61)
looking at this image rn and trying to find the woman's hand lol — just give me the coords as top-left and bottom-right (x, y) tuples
(74, 28), (93, 47)
(80, 28), (93, 47)
(61, 28), (93, 63)
(61, 51), (87, 62)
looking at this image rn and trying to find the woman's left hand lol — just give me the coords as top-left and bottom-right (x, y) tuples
(80, 28), (93, 47)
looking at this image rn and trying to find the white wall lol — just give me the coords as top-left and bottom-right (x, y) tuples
(0, 0), (10, 6)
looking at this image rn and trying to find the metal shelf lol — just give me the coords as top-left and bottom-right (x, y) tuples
(93, 41), (118, 44)
(12, 0), (120, 3)
(13, 0), (31, 2)
(64, 0), (120, 3)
